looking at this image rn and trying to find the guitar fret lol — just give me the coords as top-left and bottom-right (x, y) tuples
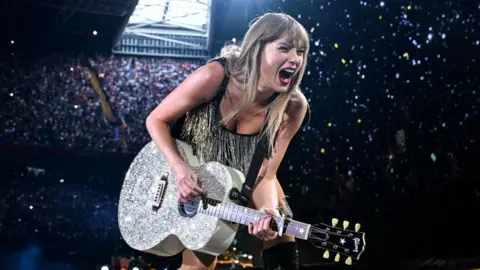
(198, 199), (310, 238)
(236, 205), (241, 223)
(239, 207), (244, 223)
(227, 204), (232, 221)
(224, 203), (229, 220)
(253, 212), (258, 223)
(223, 203), (228, 220)
(286, 221), (295, 236)
(233, 205), (239, 223)
(241, 208), (247, 224)
(218, 202), (224, 219)
(229, 204), (234, 221)
(285, 220), (309, 240)
(206, 200), (211, 216)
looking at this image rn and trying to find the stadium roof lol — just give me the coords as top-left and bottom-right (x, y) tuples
(128, 0), (209, 29)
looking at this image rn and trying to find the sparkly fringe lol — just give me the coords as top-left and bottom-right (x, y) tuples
(181, 101), (262, 174)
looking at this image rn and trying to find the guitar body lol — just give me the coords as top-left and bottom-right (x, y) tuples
(118, 140), (246, 257)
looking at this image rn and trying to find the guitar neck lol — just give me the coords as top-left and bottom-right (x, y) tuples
(197, 197), (311, 240)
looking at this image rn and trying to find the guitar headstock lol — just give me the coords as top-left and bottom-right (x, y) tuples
(308, 218), (366, 265)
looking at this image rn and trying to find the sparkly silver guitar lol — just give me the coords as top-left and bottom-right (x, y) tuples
(118, 140), (366, 265)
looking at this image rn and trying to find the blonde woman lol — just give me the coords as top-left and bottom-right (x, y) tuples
(146, 12), (310, 270)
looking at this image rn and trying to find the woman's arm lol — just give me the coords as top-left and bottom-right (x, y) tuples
(252, 90), (309, 213)
(145, 61), (225, 170)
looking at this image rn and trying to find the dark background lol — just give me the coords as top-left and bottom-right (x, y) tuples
(1, 0), (479, 269)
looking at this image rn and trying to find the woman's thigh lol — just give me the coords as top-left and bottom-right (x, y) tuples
(179, 249), (217, 270)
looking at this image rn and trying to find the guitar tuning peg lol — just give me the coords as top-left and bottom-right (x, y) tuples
(332, 218), (339, 227)
(323, 250), (330, 259)
(334, 253), (340, 262)
(355, 223), (361, 232)
(343, 220), (350, 229)
(345, 256), (352, 265)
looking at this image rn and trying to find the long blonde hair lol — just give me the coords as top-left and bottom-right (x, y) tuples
(214, 12), (310, 154)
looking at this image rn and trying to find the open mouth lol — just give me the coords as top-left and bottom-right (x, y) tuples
(278, 68), (295, 85)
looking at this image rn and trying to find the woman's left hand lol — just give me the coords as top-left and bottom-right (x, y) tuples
(248, 208), (278, 241)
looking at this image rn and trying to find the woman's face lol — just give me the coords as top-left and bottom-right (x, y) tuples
(258, 37), (306, 93)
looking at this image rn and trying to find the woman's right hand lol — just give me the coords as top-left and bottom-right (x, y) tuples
(171, 162), (206, 203)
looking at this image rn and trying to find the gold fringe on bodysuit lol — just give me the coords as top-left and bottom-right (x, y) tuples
(181, 99), (271, 175)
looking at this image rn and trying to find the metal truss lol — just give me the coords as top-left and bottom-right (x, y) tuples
(125, 32), (204, 49)
(119, 0), (211, 51)
(110, 50), (207, 60)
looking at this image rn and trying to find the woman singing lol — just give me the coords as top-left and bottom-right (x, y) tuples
(146, 12), (310, 270)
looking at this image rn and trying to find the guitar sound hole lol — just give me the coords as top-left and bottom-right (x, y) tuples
(178, 197), (200, 218)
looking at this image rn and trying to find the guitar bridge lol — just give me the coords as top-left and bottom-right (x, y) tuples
(152, 172), (168, 211)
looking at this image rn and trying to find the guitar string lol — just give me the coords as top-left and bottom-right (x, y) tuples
(162, 200), (360, 257)
(177, 198), (282, 231)
(145, 196), (362, 257)
(155, 196), (360, 238)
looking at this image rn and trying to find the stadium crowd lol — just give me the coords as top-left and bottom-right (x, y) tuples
(0, 53), (197, 152)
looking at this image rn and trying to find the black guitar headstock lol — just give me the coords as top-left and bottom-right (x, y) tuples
(308, 218), (366, 265)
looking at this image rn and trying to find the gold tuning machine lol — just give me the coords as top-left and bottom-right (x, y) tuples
(334, 253), (340, 262)
(345, 256), (352, 265)
(343, 220), (350, 229)
(355, 223), (361, 232)
(323, 250), (330, 259)
(332, 218), (339, 227)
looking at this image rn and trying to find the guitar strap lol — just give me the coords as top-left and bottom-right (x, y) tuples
(238, 129), (268, 206)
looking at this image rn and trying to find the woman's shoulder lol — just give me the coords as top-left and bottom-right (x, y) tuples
(178, 59), (226, 102)
(286, 88), (308, 118)
(277, 88), (308, 137)
(203, 59), (227, 80)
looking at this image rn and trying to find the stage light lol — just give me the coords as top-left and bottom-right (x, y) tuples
(101, 266), (109, 270)
(93, 30), (98, 36)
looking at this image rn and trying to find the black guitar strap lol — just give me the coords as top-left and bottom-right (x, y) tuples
(237, 129), (268, 206)
(240, 94), (278, 205)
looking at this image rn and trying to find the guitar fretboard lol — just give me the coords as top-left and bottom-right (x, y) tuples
(197, 197), (310, 240)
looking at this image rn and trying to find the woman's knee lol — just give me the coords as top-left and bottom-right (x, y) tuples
(180, 249), (217, 270)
